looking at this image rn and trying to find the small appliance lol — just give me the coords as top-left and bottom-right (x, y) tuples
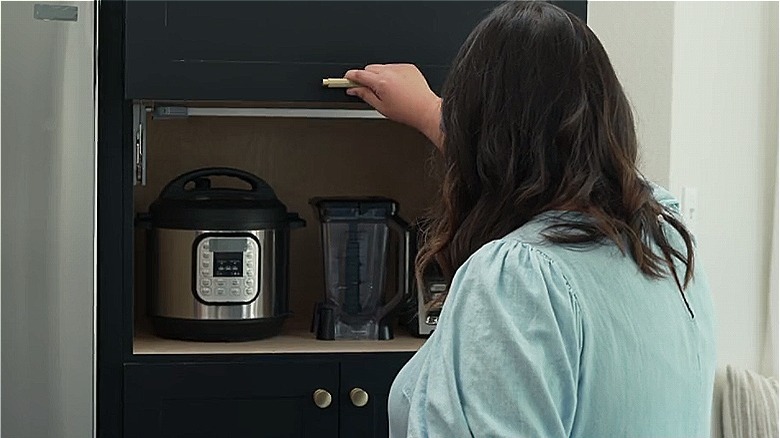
(139, 167), (305, 341)
(310, 197), (412, 340)
(405, 267), (447, 337)
(399, 222), (449, 337)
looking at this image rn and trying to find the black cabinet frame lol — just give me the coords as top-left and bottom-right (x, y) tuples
(98, 1), (587, 436)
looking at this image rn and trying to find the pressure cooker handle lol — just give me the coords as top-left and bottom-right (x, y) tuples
(377, 215), (412, 322)
(159, 167), (276, 199)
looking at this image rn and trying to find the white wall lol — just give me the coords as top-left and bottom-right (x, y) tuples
(590, 1), (779, 375)
(668, 1), (778, 374)
(588, 1), (675, 187)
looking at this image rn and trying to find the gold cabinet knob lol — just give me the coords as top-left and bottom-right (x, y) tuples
(349, 387), (369, 407)
(313, 389), (332, 409)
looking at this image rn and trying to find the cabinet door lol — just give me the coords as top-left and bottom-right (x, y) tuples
(125, 1), (587, 103)
(125, 1), (503, 102)
(124, 361), (339, 438)
(339, 353), (414, 438)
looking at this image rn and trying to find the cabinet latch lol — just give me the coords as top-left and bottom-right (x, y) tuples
(132, 104), (148, 186)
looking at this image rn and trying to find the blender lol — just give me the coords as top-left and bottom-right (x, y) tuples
(310, 197), (411, 340)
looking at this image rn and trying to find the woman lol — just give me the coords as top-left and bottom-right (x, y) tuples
(346, 2), (717, 437)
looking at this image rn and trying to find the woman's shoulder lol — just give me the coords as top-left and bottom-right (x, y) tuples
(452, 180), (681, 304)
(452, 235), (578, 308)
(498, 180), (682, 251)
(460, 235), (553, 273)
(461, 223), (570, 277)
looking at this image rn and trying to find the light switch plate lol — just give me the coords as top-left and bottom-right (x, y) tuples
(681, 186), (698, 231)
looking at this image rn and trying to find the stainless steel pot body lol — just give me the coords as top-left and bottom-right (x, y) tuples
(148, 227), (290, 321)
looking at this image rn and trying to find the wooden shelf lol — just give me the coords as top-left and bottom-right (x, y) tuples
(133, 321), (427, 355)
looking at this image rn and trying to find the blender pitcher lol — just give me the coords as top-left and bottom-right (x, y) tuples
(310, 197), (411, 340)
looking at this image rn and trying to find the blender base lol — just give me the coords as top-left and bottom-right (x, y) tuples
(312, 303), (394, 341)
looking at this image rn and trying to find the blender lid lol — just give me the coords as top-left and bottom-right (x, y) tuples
(149, 167), (304, 230)
(310, 197), (398, 221)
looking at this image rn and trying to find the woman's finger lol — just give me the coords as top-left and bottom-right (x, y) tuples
(346, 86), (383, 109)
(344, 69), (380, 89)
(364, 64), (385, 72)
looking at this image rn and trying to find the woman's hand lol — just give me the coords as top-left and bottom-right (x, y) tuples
(344, 64), (443, 151)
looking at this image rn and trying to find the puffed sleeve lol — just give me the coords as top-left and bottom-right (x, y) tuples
(404, 240), (583, 438)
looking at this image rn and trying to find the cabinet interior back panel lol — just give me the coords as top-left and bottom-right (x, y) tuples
(133, 117), (440, 326)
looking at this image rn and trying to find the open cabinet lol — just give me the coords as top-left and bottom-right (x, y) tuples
(97, 2), (588, 437)
(125, 108), (438, 438)
(132, 113), (439, 341)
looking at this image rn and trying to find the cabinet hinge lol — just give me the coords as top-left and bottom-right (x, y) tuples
(132, 103), (149, 186)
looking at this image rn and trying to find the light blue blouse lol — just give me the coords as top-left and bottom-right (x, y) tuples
(388, 184), (717, 438)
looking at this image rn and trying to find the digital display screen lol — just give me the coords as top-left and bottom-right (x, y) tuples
(213, 252), (243, 277)
(210, 239), (247, 252)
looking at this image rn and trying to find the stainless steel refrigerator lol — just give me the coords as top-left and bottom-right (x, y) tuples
(2, 2), (96, 437)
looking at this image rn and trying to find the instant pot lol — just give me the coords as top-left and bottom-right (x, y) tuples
(138, 167), (305, 341)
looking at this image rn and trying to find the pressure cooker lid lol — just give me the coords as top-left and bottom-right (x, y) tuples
(149, 167), (302, 230)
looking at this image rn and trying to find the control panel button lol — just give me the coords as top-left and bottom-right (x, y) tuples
(246, 278), (254, 286)
(200, 279), (211, 286)
(201, 287), (212, 296)
(216, 288), (226, 296)
(246, 261), (253, 269)
(216, 279), (226, 287)
(230, 288), (240, 296)
(200, 268), (209, 276)
(231, 279), (240, 286)
(244, 288), (253, 296)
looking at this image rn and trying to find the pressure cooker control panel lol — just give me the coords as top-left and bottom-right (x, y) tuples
(194, 235), (260, 303)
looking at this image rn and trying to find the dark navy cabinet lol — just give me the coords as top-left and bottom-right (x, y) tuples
(124, 1), (586, 103)
(124, 1), (501, 102)
(123, 361), (341, 438)
(122, 354), (412, 438)
(339, 355), (411, 437)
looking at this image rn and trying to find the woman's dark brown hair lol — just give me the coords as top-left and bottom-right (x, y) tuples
(416, 1), (696, 316)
